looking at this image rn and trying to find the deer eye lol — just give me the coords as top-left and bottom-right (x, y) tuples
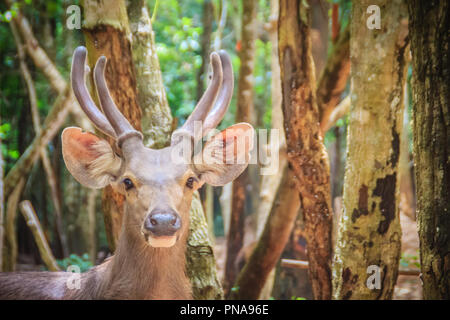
(123, 178), (134, 191)
(186, 177), (196, 189)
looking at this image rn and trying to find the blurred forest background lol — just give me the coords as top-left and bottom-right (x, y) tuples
(0, 0), (447, 300)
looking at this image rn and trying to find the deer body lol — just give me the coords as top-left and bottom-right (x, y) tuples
(0, 46), (253, 300)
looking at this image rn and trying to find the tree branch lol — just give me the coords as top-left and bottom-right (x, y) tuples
(4, 87), (73, 199)
(317, 24), (350, 133)
(322, 95), (350, 132)
(10, 19), (69, 257)
(19, 201), (60, 271)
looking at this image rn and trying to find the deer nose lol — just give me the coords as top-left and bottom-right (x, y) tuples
(144, 210), (181, 236)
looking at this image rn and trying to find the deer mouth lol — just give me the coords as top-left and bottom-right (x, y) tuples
(147, 235), (177, 248)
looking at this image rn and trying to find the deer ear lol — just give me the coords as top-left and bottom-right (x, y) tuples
(194, 123), (254, 186)
(62, 127), (123, 189)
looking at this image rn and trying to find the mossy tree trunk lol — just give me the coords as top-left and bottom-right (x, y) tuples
(408, 0), (450, 300)
(278, 0), (333, 300)
(332, 0), (409, 300)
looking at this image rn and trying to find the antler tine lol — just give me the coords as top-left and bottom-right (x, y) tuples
(181, 52), (223, 134)
(94, 56), (143, 147)
(202, 50), (234, 135)
(71, 46), (117, 139)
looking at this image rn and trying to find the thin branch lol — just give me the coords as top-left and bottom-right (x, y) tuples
(19, 201), (60, 271)
(213, 0), (228, 51)
(11, 7), (92, 131)
(322, 95), (350, 132)
(317, 24), (350, 133)
(4, 87), (73, 199)
(10, 20), (69, 257)
(3, 178), (25, 271)
(229, 167), (300, 299)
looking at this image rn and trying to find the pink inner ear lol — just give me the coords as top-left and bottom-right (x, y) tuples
(215, 123), (254, 161)
(62, 127), (104, 164)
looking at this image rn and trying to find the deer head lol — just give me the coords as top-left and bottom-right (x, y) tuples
(62, 46), (254, 248)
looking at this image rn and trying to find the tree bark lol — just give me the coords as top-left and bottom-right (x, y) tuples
(278, 0), (333, 300)
(332, 0), (409, 300)
(127, 0), (173, 149)
(408, 0), (450, 300)
(81, 0), (142, 252)
(224, 0), (258, 295)
(253, 0), (287, 299)
(229, 166), (300, 299)
(196, 0), (214, 102)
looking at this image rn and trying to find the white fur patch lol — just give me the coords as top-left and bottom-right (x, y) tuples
(88, 140), (122, 185)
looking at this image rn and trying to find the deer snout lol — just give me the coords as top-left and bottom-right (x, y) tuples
(144, 210), (181, 237)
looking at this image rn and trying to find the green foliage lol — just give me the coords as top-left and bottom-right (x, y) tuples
(56, 253), (93, 273)
(291, 296), (307, 300)
(400, 251), (421, 269)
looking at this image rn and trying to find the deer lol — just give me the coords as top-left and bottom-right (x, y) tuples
(0, 46), (254, 300)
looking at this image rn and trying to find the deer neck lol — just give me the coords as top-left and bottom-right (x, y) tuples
(99, 212), (191, 299)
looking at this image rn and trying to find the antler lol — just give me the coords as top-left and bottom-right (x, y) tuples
(174, 50), (234, 142)
(202, 50), (234, 135)
(71, 46), (142, 147)
(71, 47), (117, 139)
(93, 56), (143, 147)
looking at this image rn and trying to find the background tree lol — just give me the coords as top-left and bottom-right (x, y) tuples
(278, 0), (333, 300)
(332, 0), (409, 300)
(224, 0), (258, 295)
(408, 0), (450, 300)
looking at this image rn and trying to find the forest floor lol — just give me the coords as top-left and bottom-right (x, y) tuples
(213, 211), (422, 300)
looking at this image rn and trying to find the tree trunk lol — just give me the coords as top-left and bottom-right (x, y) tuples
(224, 0), (258, 295)
(252, 0), (287, 299)
(278, 0), (333, 300)
(127, 0), (223, 299)
(272, 0), (333, 300)
(127, 0), (173, 149)
(408, 0), (450, 300)
(332, 0), (409, 300)
(196, 0), (214, 102)
(230, 166), (300, 299)
(81, 0), (142, 252)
